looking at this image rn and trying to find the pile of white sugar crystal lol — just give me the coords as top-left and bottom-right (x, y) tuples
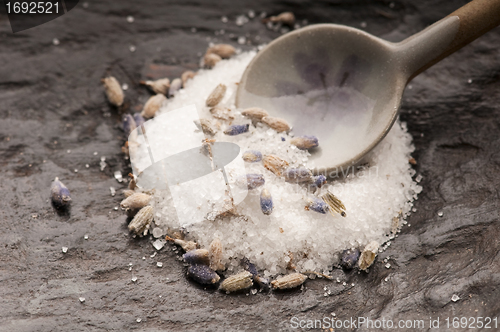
(144, 51), (422, 277)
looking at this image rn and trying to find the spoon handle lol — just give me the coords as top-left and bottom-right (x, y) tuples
(400, 0), (500, 82)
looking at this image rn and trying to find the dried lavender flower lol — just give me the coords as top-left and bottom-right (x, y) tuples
(305, 197), (329, 214)
(224, 124), (249, 136)
(206, 44), (236, 59)
(183, 249), (210, 265)
(261, 116), (291, 132)
(219, 271), (253, 293)
(102, 76), (124, 107)
(242, 150), (262, 163)
(187, 264), (220, 285)
(271, 273), (307, 290)
(241, 107), (269, 121)
(340, 248), (360, 270)
(181, 70), (196, 87)
(140, 78), (170, 95)
(206, 84), (227, 107)
(203, 53), (222, 68)
(290, 135), (318, 150)
(141, 94), (167, 119)
(50, 177), (71, 208)
(260, 188), (273, 215)
(359, 241), (379, 271)
(128, 205), (153, 236)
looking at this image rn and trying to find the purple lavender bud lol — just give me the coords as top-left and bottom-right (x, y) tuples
(312, 175), (327, 188)
(284, 168), (313, 183)
(123, 114), (137, 138)
(290, 135), (319, 150)
(260, 188), (273, 215)
(237, 174), (265, 190)
(340, 248), (360, 270)
(187, 264), (220, 285)
(50, 177), (71, 208)
(241, 257), (258, 277)
(281, 137), (286, 141)
(242, 150), (262, 163)
(241, 258), (270, 291)
(183, 249), (210, 265)
(224, 124), (249, 136)
(133, 112), (145, 128)
(305, 197), (329, 214)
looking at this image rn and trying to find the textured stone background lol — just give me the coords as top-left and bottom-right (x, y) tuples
(1, 0), (499, 331)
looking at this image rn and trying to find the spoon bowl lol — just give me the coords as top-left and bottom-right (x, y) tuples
(236, 0), (500, 176)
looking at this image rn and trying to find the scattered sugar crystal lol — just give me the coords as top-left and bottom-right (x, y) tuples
(84, 234), (89, 240)
(74, 169), (78, 173)
(467, 79), (472, 84)
(129, 45), (136, 52)
(360, 21), (367, 28)
(237, 36), (246, 45)
(221, 16), (228, 23)
(122, 83), (129, 91)
(114, 206), (118, 211)
(131, 276), (138, 282)
(52, 38), (60, 46)
(136, 318), (142, 323)
(62, 247), (68, 253)
(156, 262), (163, 268)
(126, 16), (134, 23)
(152, 227), (164, 238)
(110, 187), (116, 196)
(79, 297), (85, 303)
(99, 156), (106, 171)
(150, 252), (157, 258)
(415, 174), (422, 183)
(385, 263), (391, 269)
(114, 170), (123, 182)
(438, 211), (444, 217)
(141, 51), (422, 277)
(235, 15), (249, 26)
(251, 289), (257, 295)
(153, 239), (165, 250)
(342, 282), (346, 286)
(82, 2), (89, 8)
(248, 10), (255, 18)
(451, 294), (460, 302)
(67, 149), (71, 153)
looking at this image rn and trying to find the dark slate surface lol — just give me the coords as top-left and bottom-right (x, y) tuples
(1, 0), (499, 331)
